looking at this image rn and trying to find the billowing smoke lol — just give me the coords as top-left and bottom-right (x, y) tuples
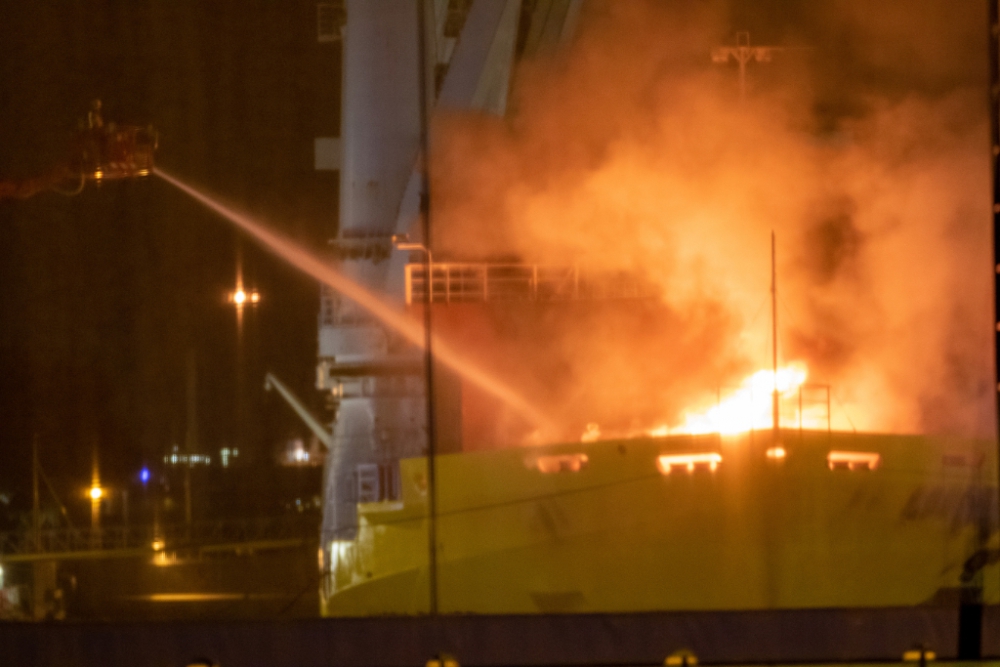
(430, 1), (993, 440)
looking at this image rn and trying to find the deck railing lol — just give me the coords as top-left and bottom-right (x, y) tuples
(404, 263), (659, 304)
(0, 514), (318, 559)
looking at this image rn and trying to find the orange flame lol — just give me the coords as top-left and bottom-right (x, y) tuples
(649, 362), (817, 436)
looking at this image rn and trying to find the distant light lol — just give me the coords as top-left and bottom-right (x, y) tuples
(665, 650), (699, 666)
(827, 450), (881, 471)
(657, 452), (722, 475)
(903, 649), (936, 662)
(765, 446), (786, 460)
(89, 485), (104, 501)
(580, 423), (600, 443)
(151, 538), (165, 552)
(285, 439), (312, 466)
(228, 288), (260, 306)
(139, 467), (150, 484)
(426, 656), (460, 667)
(532, 454), (589, 474)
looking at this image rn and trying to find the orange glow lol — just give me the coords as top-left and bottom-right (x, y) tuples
(88, 485), (103, 501)
(424, 2), (999, 442)
(657, 452), (722, 475)
(142, 593), (247, 601)
(153, 551), (177, 567)
(229, 287), (260, 307)
(650, 362), (816, 436)
(903, 650), (937, 662)
(532, 453), (589, 473)
(827, 450), (881, 471)
(765, 446), (787, 460)
(156, 168), (554, 433)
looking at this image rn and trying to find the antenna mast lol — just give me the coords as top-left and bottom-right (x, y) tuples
(711, 31), (784, 100)
(771, 231), (779, 441)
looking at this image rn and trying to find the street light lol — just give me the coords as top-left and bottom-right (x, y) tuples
(228, 241), (261, 479)
(88, 481), (104, 549)
(392, 233), (438, 612)
(88, 449), (103, 548)
(228, 287), (261, 307)
(228, 240), (262, 312)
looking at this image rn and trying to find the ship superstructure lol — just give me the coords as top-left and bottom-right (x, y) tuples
(301, 0), (1000, 618)
(313, 0), (583, 605)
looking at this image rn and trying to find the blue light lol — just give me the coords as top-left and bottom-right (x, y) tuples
(139, 467), (150, 484)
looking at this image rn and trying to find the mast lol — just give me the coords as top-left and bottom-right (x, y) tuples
(771, 231), (779, 441)
(32, 434), (40, 552)
(90, 445), (102, 549)
(184, 349), (196, 532)
(416, 0), (438, 615)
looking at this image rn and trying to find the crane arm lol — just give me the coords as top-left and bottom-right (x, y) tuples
(0, 168), (82, 201)
(264, 373), (332, 450)
(0, 100), (157, 202)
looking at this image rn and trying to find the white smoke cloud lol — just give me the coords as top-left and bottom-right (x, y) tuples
(430, 0), (993, 440)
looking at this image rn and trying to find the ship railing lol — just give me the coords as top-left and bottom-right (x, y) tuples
(0, 514), (318, 558)
(404, 262), (660, 304)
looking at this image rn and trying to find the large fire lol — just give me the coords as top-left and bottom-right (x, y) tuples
(436, 2), (994, 442)
(645, 361), (828, 437)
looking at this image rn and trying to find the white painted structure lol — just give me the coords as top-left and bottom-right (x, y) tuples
(312, 0), (582, 575)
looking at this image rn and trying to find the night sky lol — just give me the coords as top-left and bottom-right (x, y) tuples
(0, 1), (339, 524)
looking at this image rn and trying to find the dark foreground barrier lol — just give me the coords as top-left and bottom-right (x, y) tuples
(1, 606), (998, 667)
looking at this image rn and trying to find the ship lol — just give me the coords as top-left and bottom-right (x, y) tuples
(320, 431), (999, 615)
(295, 1), (1000, 619)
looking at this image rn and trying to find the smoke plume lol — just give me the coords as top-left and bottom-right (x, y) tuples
(431, 0), (993, 440)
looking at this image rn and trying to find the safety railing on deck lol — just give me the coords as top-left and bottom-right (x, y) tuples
(404, 263), (659, 304)
(0, 514), (318, 560)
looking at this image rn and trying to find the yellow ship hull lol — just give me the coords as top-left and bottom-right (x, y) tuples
(322, 432), (999, 616)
